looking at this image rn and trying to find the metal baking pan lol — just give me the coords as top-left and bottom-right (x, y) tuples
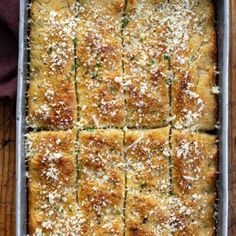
(16, 0), (230, 235)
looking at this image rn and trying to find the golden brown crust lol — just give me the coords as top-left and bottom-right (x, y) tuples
(125, 127), (171, 235)
(171, 129), (217, 235)
(125, 127), (170, 195)
(27, 130), (85, 235)
(124, 0), (170, 127)
(76, 0), (126, 128)
(169, 0), (217, 130)
(28, 1), (77, 129)
(126, 194), (171, 236)
(78, 129), (125, 235)
(171, 129), (218, 196)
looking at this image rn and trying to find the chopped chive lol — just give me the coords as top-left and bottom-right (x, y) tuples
(73, 37), (78, 45)
(86, 128), (94, 132)
(130, 55), (136, 61)
(140, 38), (144, 43)
(150, 59), (155, 65)
(47, 47), (53, 55)
(122, 18), (130, 28)
(109, 86), (116, 93)
(77, 58), (82, 67)
(168, 27), (173, 33)
(164, 54), (169, 60)
(75, 150), (80, 155)
(110, 147), (116, 152)
(140, 182), (147, 189)
(91, 71), (98, 79)
(71, 64), (76, 71)
(96, 63), (103, 68)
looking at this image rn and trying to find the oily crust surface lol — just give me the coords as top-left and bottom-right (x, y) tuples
(124, 0), (170, 128)
(171, 129), (217, 235)
(76, 0), (126, 128)
(125, 127), (171, 235)
(169, 0), (217, 130)
(28, 0), (77, 129)
(78, 129), (125, 235)
(26, 130), (85, 235)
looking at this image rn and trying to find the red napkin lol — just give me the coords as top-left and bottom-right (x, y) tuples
(0, 0), (19, 101)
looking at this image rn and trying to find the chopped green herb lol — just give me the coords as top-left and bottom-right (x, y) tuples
(168, 27), (173, 33)
(71, 64), (76, 71)
(109, 86), (116, 93)
(86, 128), (94, 132)
(96, 63), (103, 68)
(140, 38), (144, 43)
(130, 55), (136, 61)
(166, 77), (172, 85)
(140, 182), (147, 189)
(73, 37), (78, 45)
(76, 164), (80, 172)
(122, 18), (130, 28)
(150, 59), (155, 65)
(47, 47), (53, 55)
(110, 147), (116, 152)
(91, 71), (98, 79)
(164, 54), (169, 60)
(75, 150), (80, 155)
(115, 210), (121, 215)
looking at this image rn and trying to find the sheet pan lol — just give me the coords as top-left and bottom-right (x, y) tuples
(16, 0), (230, 235)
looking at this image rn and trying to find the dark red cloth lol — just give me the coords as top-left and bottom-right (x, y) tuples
(0, 0), (19, 101)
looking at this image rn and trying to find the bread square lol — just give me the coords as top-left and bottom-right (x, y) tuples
(28, 1), (78, 129)
(76, 0), (126, 128)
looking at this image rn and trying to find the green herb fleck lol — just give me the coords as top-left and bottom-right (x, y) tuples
(75, 150), (80, 155)
(110, 147), (116, 152)
(91, 71), (98, 79)
(122, 18), (130, 28)
(109, 86), (116, 93)
(77, 58), (82, 67)
(86, 128), (94, 132)
(140, 182), (147, 189)
(130, 55), (136, 61)
(76, 164), (80, 172)
(47, 47), (53, 55)
(73, 37), (78, 45)
(96, 63), (103, 68)
(168, 27), (173, 33)
(71, 64), (76, 71)
(166, 77), (172, 85)
(164, 54), (169, 60)
(150, 59), (155, 65)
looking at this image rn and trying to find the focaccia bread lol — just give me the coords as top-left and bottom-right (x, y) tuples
(76, 0), (126, 128)
(171, 129), (217, 235)
(125, 127), (171, 235)
(123, 0), (170, 128)
(28, 0), (78, 129)
(27, 0), (218, 235)
(78, 129), (125, 235)
(26, 130), (85, 235)
(125, 127), (170, 195)
(168, 0), (217, 130)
